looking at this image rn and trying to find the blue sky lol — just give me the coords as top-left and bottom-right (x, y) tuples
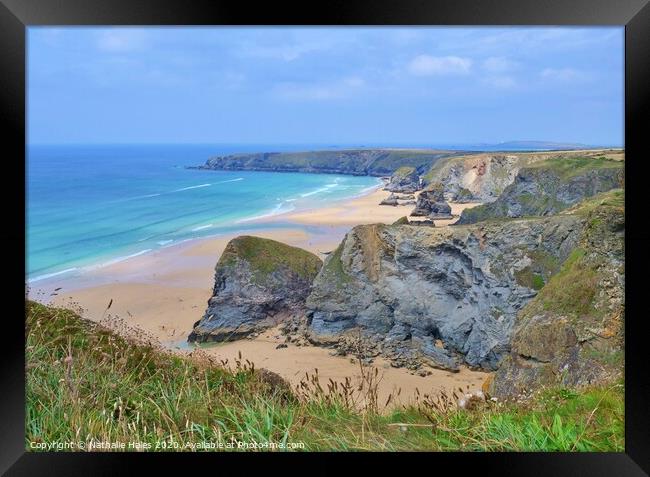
(28, 27), (624, 146)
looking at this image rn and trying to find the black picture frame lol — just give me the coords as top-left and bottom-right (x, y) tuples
(3, 0), (649, 474)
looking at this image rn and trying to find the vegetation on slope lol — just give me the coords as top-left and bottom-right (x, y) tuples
(202, 149), (453, 177)
(26, 301), (623, 451)
(525, 155), (623, 179)
(521, 189), (624, 329)
(392, 166), (416, 177)
(218, 235), (322, 283)
(317, 241), (353, 289)
(491, 188), (624, 397)
(458, 156), (623, 224)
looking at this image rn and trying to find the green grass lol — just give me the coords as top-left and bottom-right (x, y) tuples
(26, 301), (624, 452)
(392, 166), (416, 177)
(568, 188), (624, 216)
(530, 248), (601, 319)
(513, 248), (561, 291)
(319, 241), (353, 288)
(525, 155), (622, 180)
(218, 236), (322, 283)
(515, 268), (546, 290)
(367, 151), (449, 175)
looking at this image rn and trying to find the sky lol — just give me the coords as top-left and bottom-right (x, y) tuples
(28, 27), (624, 146)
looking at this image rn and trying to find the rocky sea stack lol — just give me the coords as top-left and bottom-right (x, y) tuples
(384, 166), (421, 193)
(410, 183), (453, 219)
(188, 236), (322, 342)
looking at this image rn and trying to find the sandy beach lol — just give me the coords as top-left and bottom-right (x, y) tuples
(31, 186), (487, 408)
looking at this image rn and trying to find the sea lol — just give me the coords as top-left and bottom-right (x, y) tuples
(26, 144), (382, 283)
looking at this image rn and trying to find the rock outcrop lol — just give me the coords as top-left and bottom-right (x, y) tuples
(384, 167), (421, 193)
(458, 156), (624, 224)
(306, 216), (584, 371)
(423, 153), (522, 202)
(379, 194), (399, 206)
(410, 183), (453, 219)
(392, 216), (410, 225)
(188, 236), (322, 342)
(490, 190), (624, 398)
(422, 150), (624, 205)
(380, 192), (419, 207)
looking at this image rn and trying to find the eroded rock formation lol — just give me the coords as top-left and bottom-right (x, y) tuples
(458, 157), (624, 224)
(384, 167), (421, 193)
(305, 216), (584, 371)
(410, 183), (453, 219)
(490, 190), (624, 397)
(188, 236), (322, 342)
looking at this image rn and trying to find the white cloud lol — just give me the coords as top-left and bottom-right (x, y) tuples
(96, 29), (149, 52)
(482, 56), (517, 73)
(273, 76), (365, 101)
(408, 55), (472, 76)
(540, 67), (587, 82)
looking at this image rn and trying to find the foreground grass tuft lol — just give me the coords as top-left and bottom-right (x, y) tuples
(26, 301), (624, 451)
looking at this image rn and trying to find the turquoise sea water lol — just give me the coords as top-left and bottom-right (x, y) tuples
(26, 144), (380, 282)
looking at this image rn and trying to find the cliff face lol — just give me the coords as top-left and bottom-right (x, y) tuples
(423, 153), (523, 202)
(188, 236), (322, 342)
(490, 190), (624, 398)
(422, 150), (624, 206)
(457, 156), (624, 224)
(188, 150), (624, 398)
(194, 149), (455, 177)
(305, 216), (584, 371)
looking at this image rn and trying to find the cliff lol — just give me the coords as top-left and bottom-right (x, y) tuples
(423, 153), (522, 202)
(193, 149), (455, 177)
(187, 150), (625, 399)
(305, 216), (584, 371)
(305, 186), (624, 395)
(490, 190), (624, 398)
(188, 236), (322, 342)
(457, 155), (624, 224)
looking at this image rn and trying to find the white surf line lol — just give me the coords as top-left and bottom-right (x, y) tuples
(27, 267), (79, 283)
(191, 224), (213, 232)
(172, 183), (212, 192)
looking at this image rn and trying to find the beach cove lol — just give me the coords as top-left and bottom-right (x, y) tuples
(29, 182), (487, 409)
